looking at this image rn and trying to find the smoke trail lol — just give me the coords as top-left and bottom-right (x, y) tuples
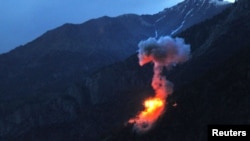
(129, 36), (191, 133)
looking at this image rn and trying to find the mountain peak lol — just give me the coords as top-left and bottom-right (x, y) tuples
(154, 0), (231, 36)
(0, 1), (234, 140)
(182, 0), (234, 5)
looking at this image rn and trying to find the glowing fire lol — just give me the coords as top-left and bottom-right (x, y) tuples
(128, 67), (170, 133)
(128, 97), (166, 132)
(129, 36), (191, 133)
(141, 98), (164, 118)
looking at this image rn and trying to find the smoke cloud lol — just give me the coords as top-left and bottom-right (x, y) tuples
(129, 36), (191, 133)
(138, 36), (190, 67)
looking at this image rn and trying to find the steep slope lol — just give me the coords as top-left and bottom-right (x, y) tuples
(84, 0), (250, 141)
(0, 0), (229, 100)
(90, 0), (250, 140)
(0, 0), (233, 140)
(0, 15), (147, 101)
(4, 1), (248, 140)
(107, 41), (250, 141)
(0, 15), (155, 101)
(12, 2), (250, 139)
(153, 0), (230, 36)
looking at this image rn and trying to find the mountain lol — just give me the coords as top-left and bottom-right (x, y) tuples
(0, 0), (234, 141)
(11, 0), (250, 139)
(86, 0), (250, 140)
(0, 0), (229, 101)
(153, 0), (231, 36)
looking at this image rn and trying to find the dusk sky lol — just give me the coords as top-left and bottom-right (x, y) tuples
(0, 0), (185, 54)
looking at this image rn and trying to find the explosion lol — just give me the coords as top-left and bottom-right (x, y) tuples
(128, 97), (165, 132)
(143, 98), (164, 116)
(128, 36), (191, 133)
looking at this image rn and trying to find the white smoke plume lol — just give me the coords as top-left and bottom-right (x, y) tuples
(129, 36), (191, 133)
(138, 36), (190, 67)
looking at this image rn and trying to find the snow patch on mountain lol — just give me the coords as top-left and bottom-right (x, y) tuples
(171, 8), (194, 35)
(155, 15), (166, 23)
(210, 0), (234, 5)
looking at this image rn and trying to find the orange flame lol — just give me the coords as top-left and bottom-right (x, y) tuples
(128, 97), (165, 132)
(130, 35), (190, 133)
(141, 97), (165, 119)
(128, 68), (170, 133)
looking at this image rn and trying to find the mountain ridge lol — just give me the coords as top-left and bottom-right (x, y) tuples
(0, 0), (230, 101)
(0, 0), (235, 140)
(92, 1), (250, 140)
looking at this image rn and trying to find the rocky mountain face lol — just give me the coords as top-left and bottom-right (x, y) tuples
(153, 0), (231, 36)
(0, 0), (229, 99)
(0, 15), (155, 101)
(88, 0), (250, 140)
(0, 0), (234, 141)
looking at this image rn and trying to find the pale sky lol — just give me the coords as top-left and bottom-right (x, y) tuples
(0, 0), (185, 54)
